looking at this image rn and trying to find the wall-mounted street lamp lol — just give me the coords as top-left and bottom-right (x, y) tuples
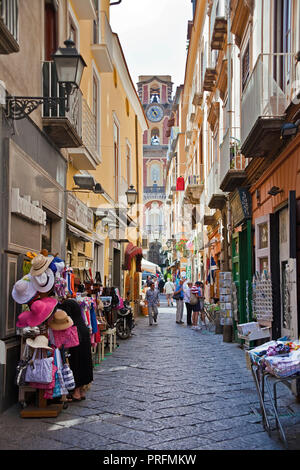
(125, 185), (138, 207)
(268, 186), (283, 197)
(72, 174), (104, 194)
(6, 39), (86, 120)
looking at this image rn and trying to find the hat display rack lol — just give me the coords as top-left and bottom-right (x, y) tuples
(13, 250), (107, 418)
(12, 250), (79, 418)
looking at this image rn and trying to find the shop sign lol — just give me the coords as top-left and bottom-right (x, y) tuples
(11, 188), (46, 225)
(67, 193), (94, 232)
(230, 188), (251, 228)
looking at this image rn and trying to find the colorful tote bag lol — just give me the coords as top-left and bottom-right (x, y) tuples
(25, 349), (53, 384)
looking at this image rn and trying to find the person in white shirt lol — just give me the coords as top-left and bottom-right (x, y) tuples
(164, 279), (175, 307)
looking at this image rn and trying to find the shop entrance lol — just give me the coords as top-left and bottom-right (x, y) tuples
(113, 248), (121, 290)
(279, 207), (290, 338)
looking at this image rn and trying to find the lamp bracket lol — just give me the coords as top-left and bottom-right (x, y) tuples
(6, 95), (67, 120)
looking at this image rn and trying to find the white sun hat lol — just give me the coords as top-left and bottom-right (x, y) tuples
(12, 274), (37, 305)
(31, 268), (55, 293)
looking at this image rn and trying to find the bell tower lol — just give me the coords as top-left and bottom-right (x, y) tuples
(137, 76), (173, 266)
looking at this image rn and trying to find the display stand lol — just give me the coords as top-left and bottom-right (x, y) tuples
(249, 362), (298, 449)
(20, 389), (63, 418)
(18, 336), (62, 419)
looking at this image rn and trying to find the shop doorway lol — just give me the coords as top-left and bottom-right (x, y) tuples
(113, 248), (121, 290)
(279, 207), (291, 338)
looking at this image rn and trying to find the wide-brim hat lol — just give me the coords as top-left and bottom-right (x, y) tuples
(31, 268), (55, 293)
(12, 274), (37, 305)
(16, 297), (58, 328)
(48, 309), (74, 331)
(26, 335), (53, 350)
(30, 254), (54, 277)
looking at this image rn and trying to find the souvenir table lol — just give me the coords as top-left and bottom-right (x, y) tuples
(246, 339), (300, 448)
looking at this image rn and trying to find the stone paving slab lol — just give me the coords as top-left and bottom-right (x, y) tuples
(1, 306), (300, 450)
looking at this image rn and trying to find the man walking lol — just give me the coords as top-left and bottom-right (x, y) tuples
(164, 278), (175, 307)
(174, 277), (185, 324)
(145, 281), (160, 326)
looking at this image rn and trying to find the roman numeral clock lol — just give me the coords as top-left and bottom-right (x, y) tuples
(146, 104), (164, 122)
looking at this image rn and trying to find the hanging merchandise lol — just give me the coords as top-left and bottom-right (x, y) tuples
(12, 274), (37, 305)
(48, 310), (79, 349)
(219, 272), (233, 325)
(252, 272), (273, 322)
(30, 254), (54, 277)
(61, 346), (75, 391)
(31, 268), (55, 293)
(176, 176), (185, 191)
(25, 348), (54, 384)
(16, 297), (58, 328)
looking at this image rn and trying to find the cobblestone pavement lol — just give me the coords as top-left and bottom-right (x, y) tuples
(1, 297), (300, 451)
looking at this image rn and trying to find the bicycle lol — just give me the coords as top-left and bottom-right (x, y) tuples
(201, 301), (219, 332)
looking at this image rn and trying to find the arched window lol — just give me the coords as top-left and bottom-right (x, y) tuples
(151, 127), (160, 145)
(150, 85), (160, 103)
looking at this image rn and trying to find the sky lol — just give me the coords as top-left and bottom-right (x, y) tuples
(110, 0), (193, 95)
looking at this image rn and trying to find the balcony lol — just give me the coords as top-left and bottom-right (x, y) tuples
(211, 17), (227, 50)
(184, 167), (204, 204)
(91, 11), (114, 73)
(220, 128), (250, 192)
(207, 161), (226, 210)
(0, 0), (19, 54)
(71, 0), (97, 20)
(144, 186), (166, 201)
(192, 92), (203, 107)
(203, 67), (218, 92)
(42, 61), (83, 148)
(241, 53), (294, 158)
(67, 99), (100, 170)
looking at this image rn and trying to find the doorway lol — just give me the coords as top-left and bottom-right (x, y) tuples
(113, 248), (121, 290)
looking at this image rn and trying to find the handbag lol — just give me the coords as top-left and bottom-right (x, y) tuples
(15, 344), (30, 386)
(173, 292), (182, 301)
(25, 349), (54, 384)
(190, 293), (199, 305)
(50, 326), (80, 349)
(52, 348), (68, 398)
(61, 347), (75, 391)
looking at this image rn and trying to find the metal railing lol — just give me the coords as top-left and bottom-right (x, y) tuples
(42, 61), (82, 139)
(220, 127), (250, 184)
(186, 164), (204, 186)
(241, 52), (295, 147)
(0, 0), (19, 42)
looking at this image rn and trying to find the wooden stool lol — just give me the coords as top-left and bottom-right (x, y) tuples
(103, 327), (117, 353)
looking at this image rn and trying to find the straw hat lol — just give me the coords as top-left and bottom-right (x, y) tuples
(16, 297), (58, 328)
(12, 274), (37, 305)
(30, 254), (54, 277)
(26, 335), (53, 350)
(31, 268), (55, 293)
(48, 309), (74, 331)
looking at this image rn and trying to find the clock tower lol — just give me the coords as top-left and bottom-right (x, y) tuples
(137, 75), (173, 266)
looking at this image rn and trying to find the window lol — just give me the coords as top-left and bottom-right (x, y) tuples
(113, 120), (120, 201)
(242, 42), (250, 91)
(45, 1), (58, 61)
(151, 128), (160, 145)
(126, 142), (131, 184)
(255, 215), (270, 274)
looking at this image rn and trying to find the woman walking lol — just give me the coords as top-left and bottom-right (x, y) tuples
(190, 281), (202, 330)
(183, 280), (193, 326)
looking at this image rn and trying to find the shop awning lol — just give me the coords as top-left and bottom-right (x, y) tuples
(141, 259), (161, 274)
(123, 242), (143, 271)
(67, 224), (93, 242)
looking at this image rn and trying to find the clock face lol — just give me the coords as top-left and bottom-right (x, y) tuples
(147, 105), (164, 122)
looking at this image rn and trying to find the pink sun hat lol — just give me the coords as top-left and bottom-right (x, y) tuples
(16, 297), (58, 328)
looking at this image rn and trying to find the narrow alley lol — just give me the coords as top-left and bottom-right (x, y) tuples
(1, 298), (299, 451)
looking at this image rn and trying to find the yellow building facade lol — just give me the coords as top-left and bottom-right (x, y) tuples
(65, 0), (147, 300)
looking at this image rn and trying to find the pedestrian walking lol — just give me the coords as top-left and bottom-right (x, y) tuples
(174, 277), (185, 324)
(198, 281), (205, 326)
(145, 281), (160, 326)
(158, 277), (165, 293)
(190, 281), (202, 330)
(146, 275), (152, 287)
(164, 278), (175, 306)
(183, 280), (193, 325)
